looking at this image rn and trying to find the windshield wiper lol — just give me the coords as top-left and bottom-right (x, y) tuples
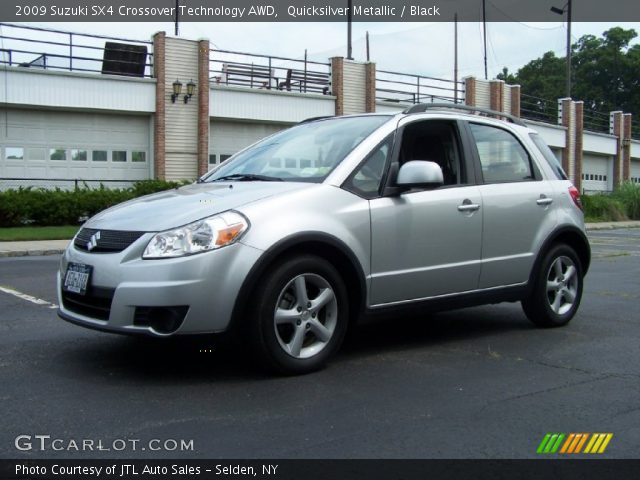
(212, 173), (283, 182)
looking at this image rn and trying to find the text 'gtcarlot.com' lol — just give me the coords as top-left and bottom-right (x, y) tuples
(15, 435), (194, 452)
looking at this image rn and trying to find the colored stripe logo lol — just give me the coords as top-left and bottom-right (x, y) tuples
(537, 433), (613, 454)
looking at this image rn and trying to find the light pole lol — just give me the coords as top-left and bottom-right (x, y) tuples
(551, 0), (572, 98)
(347, 0), (353, 60)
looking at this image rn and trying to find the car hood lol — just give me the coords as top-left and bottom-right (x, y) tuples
(85, 182), (310, 231)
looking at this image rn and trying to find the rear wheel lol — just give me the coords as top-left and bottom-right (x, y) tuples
(249, 255), (348, 374)
(522, 244), (583, 327)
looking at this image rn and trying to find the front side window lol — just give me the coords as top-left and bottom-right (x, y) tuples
(201, 116), (391, 183)
(469, 123), (535, 183)
(398, 120), (465, 186)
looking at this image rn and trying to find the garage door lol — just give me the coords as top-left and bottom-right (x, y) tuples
(632, 158), (640, 185)
(582, 154), (612, 192)
(0, 108), (152, 189)
(209, 120), (287, 170)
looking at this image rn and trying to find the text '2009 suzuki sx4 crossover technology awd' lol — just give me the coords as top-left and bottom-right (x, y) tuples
(58, 105), (590, 374)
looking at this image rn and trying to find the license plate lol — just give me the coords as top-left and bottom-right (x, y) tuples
(63, 262), (92, 295)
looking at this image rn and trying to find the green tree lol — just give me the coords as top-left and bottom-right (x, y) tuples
(502, 27), (639, 122)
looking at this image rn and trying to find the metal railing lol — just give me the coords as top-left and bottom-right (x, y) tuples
(0, 177), (140, 191)
(210, 48), (331, 95)
(583, 109), (611, 135)
(375, 70), (464, 105)
(0, 22), (154, 78)
(520, 94), (558, 124)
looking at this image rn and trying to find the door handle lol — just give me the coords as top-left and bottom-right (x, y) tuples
(457, 199), (480, 212)
(536, 194), (553, 206)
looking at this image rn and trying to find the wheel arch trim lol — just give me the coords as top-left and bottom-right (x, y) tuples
(228, 232), (367, 333)
(528, 225), (591, 291)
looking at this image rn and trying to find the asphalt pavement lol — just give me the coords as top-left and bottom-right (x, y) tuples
(0, 229), (639, 459)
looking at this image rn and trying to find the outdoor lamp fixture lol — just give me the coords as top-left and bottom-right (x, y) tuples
(171, 79), (183, 103)
(184, 79), (196, 103)
(551, 0), (572, 98)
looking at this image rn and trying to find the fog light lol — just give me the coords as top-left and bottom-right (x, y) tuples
(134, 306), (188, 334)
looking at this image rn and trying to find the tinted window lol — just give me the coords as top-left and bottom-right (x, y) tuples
(529, 133), (568, 180)
(469, 123), (535, 183)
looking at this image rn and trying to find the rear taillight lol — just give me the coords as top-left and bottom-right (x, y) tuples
(569, 185), (583, 211)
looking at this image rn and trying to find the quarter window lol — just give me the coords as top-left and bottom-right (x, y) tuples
(344, 136), (392, 198)
(470, 123), (535, 183)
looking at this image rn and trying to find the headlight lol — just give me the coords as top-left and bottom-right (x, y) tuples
(142, 211), (249, 259)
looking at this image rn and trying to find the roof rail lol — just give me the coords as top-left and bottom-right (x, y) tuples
(298, 115), (334, 124)
(402, 103), (526, 127)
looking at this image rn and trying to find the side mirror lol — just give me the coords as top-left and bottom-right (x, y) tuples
(396, 161), (444, 189)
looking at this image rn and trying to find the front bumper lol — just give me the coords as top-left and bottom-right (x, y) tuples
(57, 234), (262, 337)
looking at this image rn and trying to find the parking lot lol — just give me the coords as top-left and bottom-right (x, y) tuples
(1, 229), (639, 459)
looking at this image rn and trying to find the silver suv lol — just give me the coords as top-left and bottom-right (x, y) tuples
(58, 105), (590, 374)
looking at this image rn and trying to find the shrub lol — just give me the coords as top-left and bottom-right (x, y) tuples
(0, 180), (190, 227)
(611, 181), (640, 220)
(582, 193), (627, 222)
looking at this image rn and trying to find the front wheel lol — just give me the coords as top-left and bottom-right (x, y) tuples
(249, 255), (348, 374)
(522, 244), (584, 328)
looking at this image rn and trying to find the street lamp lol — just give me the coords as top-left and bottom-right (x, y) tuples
(551, 0), (572, 98)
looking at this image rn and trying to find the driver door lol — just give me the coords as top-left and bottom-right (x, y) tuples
(368, 119), (483, 306)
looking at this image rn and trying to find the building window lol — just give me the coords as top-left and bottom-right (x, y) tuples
(50, 148), (67, 161)
(5, 147), (24, 160)
(71, 149), (88, 161)
(26, 148), (46, 161)
(209, 154), (217, 164)
(132, 151), (146, 163)
(112, 150), (127, 162)
(93, 150), (107, 162)
(220, 154), (232, 163)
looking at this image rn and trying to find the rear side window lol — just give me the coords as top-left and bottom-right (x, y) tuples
(469, 123), (535, 183)
(529, 133), (568, 180)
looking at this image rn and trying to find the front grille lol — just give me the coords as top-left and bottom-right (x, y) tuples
(74, 228), (145, 253)
(61, 287), (115, 321)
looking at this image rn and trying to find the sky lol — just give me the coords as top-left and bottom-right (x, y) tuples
(3, 20), (640, 81)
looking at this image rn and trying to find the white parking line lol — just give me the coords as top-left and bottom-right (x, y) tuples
(0, 286), (58, 309)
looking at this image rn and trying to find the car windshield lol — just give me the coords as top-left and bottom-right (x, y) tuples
(200, 115), (391, 183)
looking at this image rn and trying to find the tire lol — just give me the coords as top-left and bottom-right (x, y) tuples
(522, 244), (584, 328)
(249, 255), (349, 374)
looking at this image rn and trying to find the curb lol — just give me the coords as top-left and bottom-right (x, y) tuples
(586, 223), (640, 231)
(0, 249), (66, 258)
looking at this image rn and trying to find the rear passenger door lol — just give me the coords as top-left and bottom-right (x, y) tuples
(465, 122), (557, 288)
